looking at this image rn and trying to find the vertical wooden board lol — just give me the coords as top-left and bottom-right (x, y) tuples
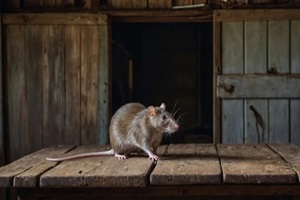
(42, 0), (55, 7)
(173, 0), (193, 6)
(291, 20), (300, 74)
(244, 21), (267, 74)
(6, 25), (27, 162)
(24, 0), (42, 8)
(0, 14), (3, 167)
(148, 0), (172, 8)
(245, 100), (268, 143)
(194, 0), (207, 4)
(109, 0), (147, 9)
(222, 100), (244, 143)
(290, 100), (300, 147)
(42, 25), (65, 147)
(80, 26), (99, 144)
(268, 20), (289, 74)
(222, 22), (244, 74)
(269, 100), (289, 143)
(25, 25), (43, 154)
(55, 0), (74, 7)
(99, 22), (110, 145)
(65, 26), (81, 145)
(5, 0), (20, 9)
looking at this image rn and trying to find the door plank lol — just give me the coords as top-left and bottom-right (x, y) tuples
(291, 20), (300, 73)
(148, 0), (172, 8)
(269, 100), (289, 143)
(150, 144), (221, 185)
(222, 100), (244, 143)
(218, 75), (300, 98)
(218, 144), (297, 184)
(222, 22), (244, 74)
(290, 100), (300, 147)
(268, 20), (289, 74)
(245, 100), (268, 143)
(245, 21), (267, 74)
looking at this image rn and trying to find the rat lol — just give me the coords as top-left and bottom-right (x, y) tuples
(46, 102), (179, 162)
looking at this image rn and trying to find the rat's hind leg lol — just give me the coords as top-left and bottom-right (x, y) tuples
(114, 153), (126, 160)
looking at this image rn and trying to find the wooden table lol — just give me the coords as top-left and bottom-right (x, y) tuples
(0, 144), (300, 200)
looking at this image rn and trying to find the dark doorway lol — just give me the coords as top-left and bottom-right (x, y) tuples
(111, 22), (213, 143)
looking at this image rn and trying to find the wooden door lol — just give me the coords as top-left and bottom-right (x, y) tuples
(3, 13), (110, 162)
(213, 10), (300, 145)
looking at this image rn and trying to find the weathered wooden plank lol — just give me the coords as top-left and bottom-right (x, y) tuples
(42, 0), (55, 7)
(268, 20), (289, 74)
(6, 25), (26, 162)
(80, 26), (99, 144)
(109, 0), (147, 9)
(84, 156), (154, 187)
(222, 100), (244, 143)
(0, 146), (75, 187)
(218, 144), (297, 184)
(218, 75), (300, 98)
(244, 21), (267, 74)
(148, 0), (172, 9)
(3, 14), (107, 25)
(150, 144), (221, 185)
(213, 17), (221, 143)
(291, 20), (300, 74)
(245, 100), (268, 143)
(99, 21), (110, 145)
(173, 0), (193, 6)
(269, 100), (289, 143)
(268, 144), (300, 183)
(222, 22), (244, 74)
(290, 100), (300, 147)
(42, 25), (65, 147)
(26, 25), (44, 154)
(41, 145), (153, 187)
(0, 14), (4, 167)
(215, 9), (300, 22)
(24, 0), (41, 8)
(65, 26), (81, 145)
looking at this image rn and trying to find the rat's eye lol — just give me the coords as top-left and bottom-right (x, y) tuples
(162, 115), (166, 120)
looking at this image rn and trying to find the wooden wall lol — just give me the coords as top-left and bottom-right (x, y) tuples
(3, 14), (109, 162)
(215, 10), (300, 146)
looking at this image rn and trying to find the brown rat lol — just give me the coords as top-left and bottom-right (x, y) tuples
(46, 102), (179, 162)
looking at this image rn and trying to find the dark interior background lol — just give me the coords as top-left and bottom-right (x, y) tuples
(111, 22), (213, 143)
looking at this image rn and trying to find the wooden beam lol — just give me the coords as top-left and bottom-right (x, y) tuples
(98, 15), (110, 145)
(0, 13), (4, 167)
(2, 13), (107, 25)
(215, 9), (300, 22)
(217, 74), (300, 98)
(213, 12), (221, 144)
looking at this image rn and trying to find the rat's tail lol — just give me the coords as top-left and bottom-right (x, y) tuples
(46, 149), (115, 162)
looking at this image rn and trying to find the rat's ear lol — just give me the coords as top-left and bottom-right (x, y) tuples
(147, 106), (156, 117)
(160, 103), (166, 111)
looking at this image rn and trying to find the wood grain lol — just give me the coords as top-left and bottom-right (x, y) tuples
(0, 146), (75, 187)
(0, 14), (4, 167)
(269, 100), (289, 143)
(98, 20), (110, 145)
(218, 75), (300, 98)
(150, 144), (221, 185)
(291, 20), (300, 73)
(3, 14), (107, 25)
(42, 25), (65, 147)
(215, 9), (300, 22)
(290, 100), (300, 147)
(222, 22), (244, 74)
(244, 21), (267, 74)
(218, 144), (297, 184)
(173, 0), (193, 6)
(148, 0), (172, 9)
(80, 26), (99, 144)
(65, 26), (81, 145)
(26, 25), (43, 154)
(268, 144), (300, 183)
(221, 100), (244, 143)
(109, 0), (147, 9)
(6, 25), (26, 162)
